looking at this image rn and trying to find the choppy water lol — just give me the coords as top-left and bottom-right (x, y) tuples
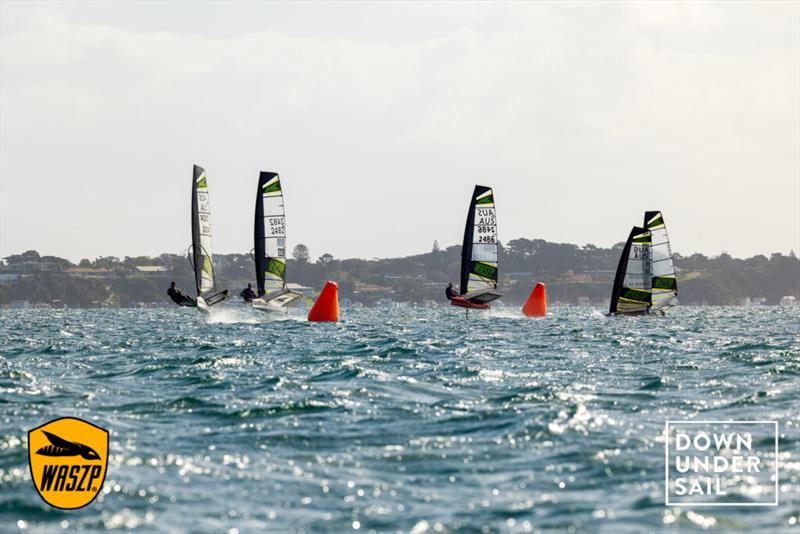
(0, 306), (798, 533)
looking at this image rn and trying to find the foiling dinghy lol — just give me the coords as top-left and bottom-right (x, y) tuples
(250, 171), (302, 313)
(450, 185), (502, 310)
(608, 211), (678, 316)
(189, 165), (229, 313)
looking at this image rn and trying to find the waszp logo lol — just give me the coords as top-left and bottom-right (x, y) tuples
(28, 417), (109, 509)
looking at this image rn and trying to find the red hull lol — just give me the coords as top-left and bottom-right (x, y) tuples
(449, 296), (490, 310)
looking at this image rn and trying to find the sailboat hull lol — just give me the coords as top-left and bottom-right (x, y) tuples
(204, 290), (229, 307)
(450, 296), (490, 310)
(196, 290), (229, 314)
(251, 298), (287, 314)
(251, 289), (303, 314)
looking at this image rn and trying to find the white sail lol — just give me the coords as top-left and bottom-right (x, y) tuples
(464, 187), (498, 296)
(255, 172), (287, 296)
(616, 229), (652, 314)
(646, 211), (677, 311)
(610, 211), (678, 315)
(192, 166), (214, 295)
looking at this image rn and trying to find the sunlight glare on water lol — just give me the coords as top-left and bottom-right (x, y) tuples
(0, 306), (798, 532)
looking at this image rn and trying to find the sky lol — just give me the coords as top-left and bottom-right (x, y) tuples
(1, 1), (798, 263)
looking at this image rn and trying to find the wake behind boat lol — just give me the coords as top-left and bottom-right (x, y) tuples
(450, 185), (502, 310)
(608, 211), (677, 315)
(250, 171), (302, 313)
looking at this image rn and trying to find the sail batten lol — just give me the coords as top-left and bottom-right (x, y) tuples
(254, 172), (287, 296)
(191, 165), (215, 296)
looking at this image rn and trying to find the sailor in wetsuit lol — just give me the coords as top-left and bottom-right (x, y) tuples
(240, 283), (257, 302)
(445, 282), (458, 300)
(167, 281), (196, 307)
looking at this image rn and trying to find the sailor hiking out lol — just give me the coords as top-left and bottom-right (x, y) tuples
(240, 283), (257, 302)
(445, 282), (458, 300)
(168, 281), (196, 307)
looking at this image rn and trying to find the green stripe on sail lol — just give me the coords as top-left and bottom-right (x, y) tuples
(617, 300), (648, 313)
(652, 276), (677, 291)
(471, 261), (497, 281)
(196, 174), (208, 189)
(475, 194), (494, 205)
(646, 213), (664, 229)
(201, 255), (213, 278)
(621, 287), (650, 303)
(262, 179), (282, 194)
(266, 257), (285, 279)
(632, 233), (651, 244)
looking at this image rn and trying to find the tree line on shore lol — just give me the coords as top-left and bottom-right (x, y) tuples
(1, 239), (797, 307)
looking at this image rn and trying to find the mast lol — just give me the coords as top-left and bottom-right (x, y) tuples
(609, 227), (637, 315)
(459, 187), (481, 295)
(614, 227), (653, 314)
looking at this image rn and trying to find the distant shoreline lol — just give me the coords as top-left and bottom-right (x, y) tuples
(2, 241), (798, 308)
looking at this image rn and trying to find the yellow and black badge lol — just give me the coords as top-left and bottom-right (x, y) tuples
(28, 417), (109, 509)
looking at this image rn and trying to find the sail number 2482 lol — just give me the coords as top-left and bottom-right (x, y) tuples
(267, 216), (285, 236)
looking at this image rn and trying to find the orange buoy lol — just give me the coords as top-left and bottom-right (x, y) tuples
(308, 281), (339, 322)
(522, 282), (546, 317)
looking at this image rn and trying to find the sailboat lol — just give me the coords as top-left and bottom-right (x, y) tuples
(189, 165), (229, 312)
(608, 211), (678, 315)
(450, 185), (502, 310)
(250, 171), (302, 313)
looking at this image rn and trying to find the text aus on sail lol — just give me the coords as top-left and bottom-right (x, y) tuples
(476, 208), (496, 244)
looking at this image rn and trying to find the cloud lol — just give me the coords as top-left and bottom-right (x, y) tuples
(1, 2), (798, 261)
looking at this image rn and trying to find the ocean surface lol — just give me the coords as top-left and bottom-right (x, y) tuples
(0, 305), (798, 533)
